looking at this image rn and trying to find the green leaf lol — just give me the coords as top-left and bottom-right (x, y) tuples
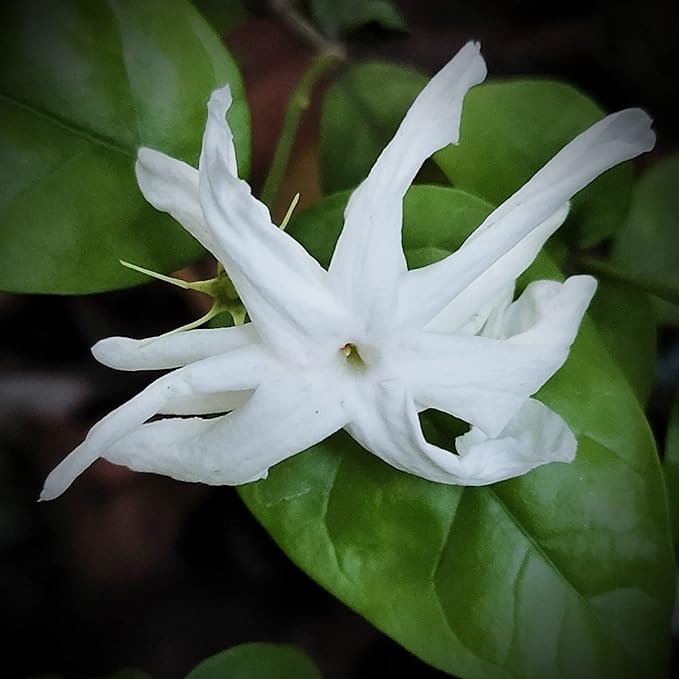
(309, 0), (407, 37)
(319, 62), (427, 194)
(185, 643), (321, 679)
(611, 153), (679, 326)
(192, 0), (247, 34)
(433, 80), (634, 248)
(664, 390), (679, 554)
(586, 279), (657, 405)
(240, 185), (674, 679)
(0, 0), (250, 294)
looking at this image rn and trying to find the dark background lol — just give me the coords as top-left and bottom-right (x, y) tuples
(1, 1), (678, 677)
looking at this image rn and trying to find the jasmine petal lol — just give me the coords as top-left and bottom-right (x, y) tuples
(103, 375), (350, 486)
(199, 88), (350, 358)
(329, 41), (487, 334)
(401, 109), (655, 329)
(453, 399), (577, 482)
(486, 276), (597, 344)
(424, 203), (570, 334)
(92, 324), (258, 370)
(157, 390), (252, 416)
(40, 344), (272, 500)
(135, 149), (211, 252)
(347, 381), (564, 486)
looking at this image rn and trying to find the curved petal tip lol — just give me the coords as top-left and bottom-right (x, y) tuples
(617, 108), (656, 153)
(91, 336), (124, 368)
(39, 462), (80, 502)
(207, 85), (233, 115)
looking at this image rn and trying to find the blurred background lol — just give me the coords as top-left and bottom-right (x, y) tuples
(1, 0), (678, 677)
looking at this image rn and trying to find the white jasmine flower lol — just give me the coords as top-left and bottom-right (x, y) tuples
(41, 42), (655, 500)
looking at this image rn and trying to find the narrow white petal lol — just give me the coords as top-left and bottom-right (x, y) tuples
(102, 373), (349, 486)
(402, 332), (562, 437)
(489, 275), (597, 344)
(39, 344), (273, 500)
(401, 275), (596, 436)
(328, 41), (487, 334)
(198, 87), (349, 358)
(347, 380), (568, 486)
(402, 109), (654, 328)
(422, 203), (570, 333)
(346, 379), (466, 483)
(92, 324), (258, 371)
(135, 148), (217, 254)
(157, 390), (251, 415)
(454, 399), (576, 481)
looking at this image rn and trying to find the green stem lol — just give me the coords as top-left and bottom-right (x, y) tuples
(579, 255), (679, 306)
(260, 50), (343, 210)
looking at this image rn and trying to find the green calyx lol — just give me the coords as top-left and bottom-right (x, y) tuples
(118, 192), (301, 334)
(120, 260), (246, 332)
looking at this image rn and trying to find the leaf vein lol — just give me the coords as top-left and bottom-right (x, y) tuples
(489, 487), (640, 670)
(0, 91), (135, 158)
(320, 456), (349, 583)
(107, 0), (144, 144)
(430, 487), (465, 583)
(0, 146), (93, 211)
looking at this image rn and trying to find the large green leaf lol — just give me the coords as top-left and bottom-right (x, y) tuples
(185, 643), (321, 679)
(664, 389), (679, 554)
(309, 0), (407, 37)
(319, 62), (427, 194)
(240, 185), (674, 679)
(433, 80), (634, 248)
(587, 279), (657, 405)
(611, 153), (679, 326)
(0, 0), (250, 294)
(192, 0), (247, 35)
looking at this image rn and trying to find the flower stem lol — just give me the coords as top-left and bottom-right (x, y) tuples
(260, 49), (343, 210)
(579, 255), (679, 306)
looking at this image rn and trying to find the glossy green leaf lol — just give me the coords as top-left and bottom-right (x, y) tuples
(0, 0), (250, 294)
(192, 0), (247, 34)
(240, 185), (674, 679)
(433, 80), (633, 248)
(587, 279), (657, 405)
(309, 0), (407, 36)
(185, 643), (321, 679)
(611, 153), (679, 326)
(664, 390), (679, 554)
(319, 62), (427, 194)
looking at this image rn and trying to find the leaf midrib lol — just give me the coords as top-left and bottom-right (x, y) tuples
(487, 486), (641, 673)
(0, 90), (135, 158)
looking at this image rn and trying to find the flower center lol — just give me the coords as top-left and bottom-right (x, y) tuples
(341, 342), (366, 370)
